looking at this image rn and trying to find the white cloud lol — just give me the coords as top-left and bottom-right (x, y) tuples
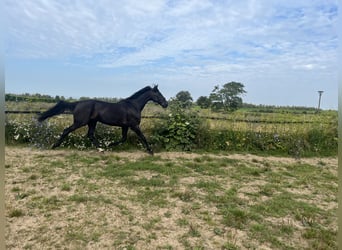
(4, 0), (338, 108)
(167, 0), (213, 17)
(5, 1), (337, 66)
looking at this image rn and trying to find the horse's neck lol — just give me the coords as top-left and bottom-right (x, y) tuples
(130, 92), (151, 111)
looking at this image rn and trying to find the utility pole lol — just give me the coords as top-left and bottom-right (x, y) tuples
(317, 91), (324, 111)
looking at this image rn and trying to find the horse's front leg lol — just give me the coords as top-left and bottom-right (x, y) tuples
(131, 126), (153, 155)
(108, 126), (128, 147)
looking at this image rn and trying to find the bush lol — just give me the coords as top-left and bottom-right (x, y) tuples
(5, 117), (137, 150)
(197, 128), (337, 157)
(151, 101), (208, 151)
(6, 118), (70, 148)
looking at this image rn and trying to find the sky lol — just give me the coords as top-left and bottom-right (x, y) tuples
(4, 0), (338, 109)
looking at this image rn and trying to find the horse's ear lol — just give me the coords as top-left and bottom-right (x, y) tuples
(152, 84), (158, 90)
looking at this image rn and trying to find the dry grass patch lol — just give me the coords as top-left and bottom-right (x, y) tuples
(5, 146), (337, 249)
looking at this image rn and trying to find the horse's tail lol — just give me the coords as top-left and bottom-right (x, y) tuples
(38, 101), (77, 122)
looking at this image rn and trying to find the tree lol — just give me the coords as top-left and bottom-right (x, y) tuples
(209, 82), (246, 111)
(196, 96), (211, 109)
(209, 85), (224, 111)
(175, 90), (193, 108)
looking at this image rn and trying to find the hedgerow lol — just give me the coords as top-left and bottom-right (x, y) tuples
(5, 104), (337, 157)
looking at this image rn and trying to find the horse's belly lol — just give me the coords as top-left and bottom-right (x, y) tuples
(99, 117), (122, 126)
(99, 114), (135, 127)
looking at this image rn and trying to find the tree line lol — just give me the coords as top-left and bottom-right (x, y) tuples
(5, 93), (120, 103)
(6, 81), (318, 113)
(174, 81), (246, 112)
(172, 82), (318, 113)
(5, 82), (245, 112)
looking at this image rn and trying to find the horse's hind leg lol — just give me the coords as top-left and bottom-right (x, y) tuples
(52, 123), (82, 149)
(87, 120), (100, 148)
(108, 126), (128, 147)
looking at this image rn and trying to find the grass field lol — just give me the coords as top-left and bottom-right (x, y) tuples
(5, 146), (337, 249)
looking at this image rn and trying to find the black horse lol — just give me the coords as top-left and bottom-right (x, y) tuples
(38, 85), (168, 154)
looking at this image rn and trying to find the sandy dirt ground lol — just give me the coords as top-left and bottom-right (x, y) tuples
(5, 146), (338, 249)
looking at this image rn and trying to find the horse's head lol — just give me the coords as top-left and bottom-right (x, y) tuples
(151, 85), (168, 108)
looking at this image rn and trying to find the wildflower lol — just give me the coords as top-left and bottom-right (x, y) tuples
(273, 133), (280, 142)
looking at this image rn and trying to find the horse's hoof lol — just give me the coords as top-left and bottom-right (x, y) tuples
(97, 147), (105, 153)
(147, 150), (154, 156)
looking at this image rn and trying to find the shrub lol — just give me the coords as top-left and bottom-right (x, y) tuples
(196, 128), (337, 157)
(6, 118), (62, 148)
(5, 117), (132, 150)
(151, 101), (207, 151)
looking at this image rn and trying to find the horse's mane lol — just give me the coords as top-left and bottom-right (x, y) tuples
(126, 86), (152, 100)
